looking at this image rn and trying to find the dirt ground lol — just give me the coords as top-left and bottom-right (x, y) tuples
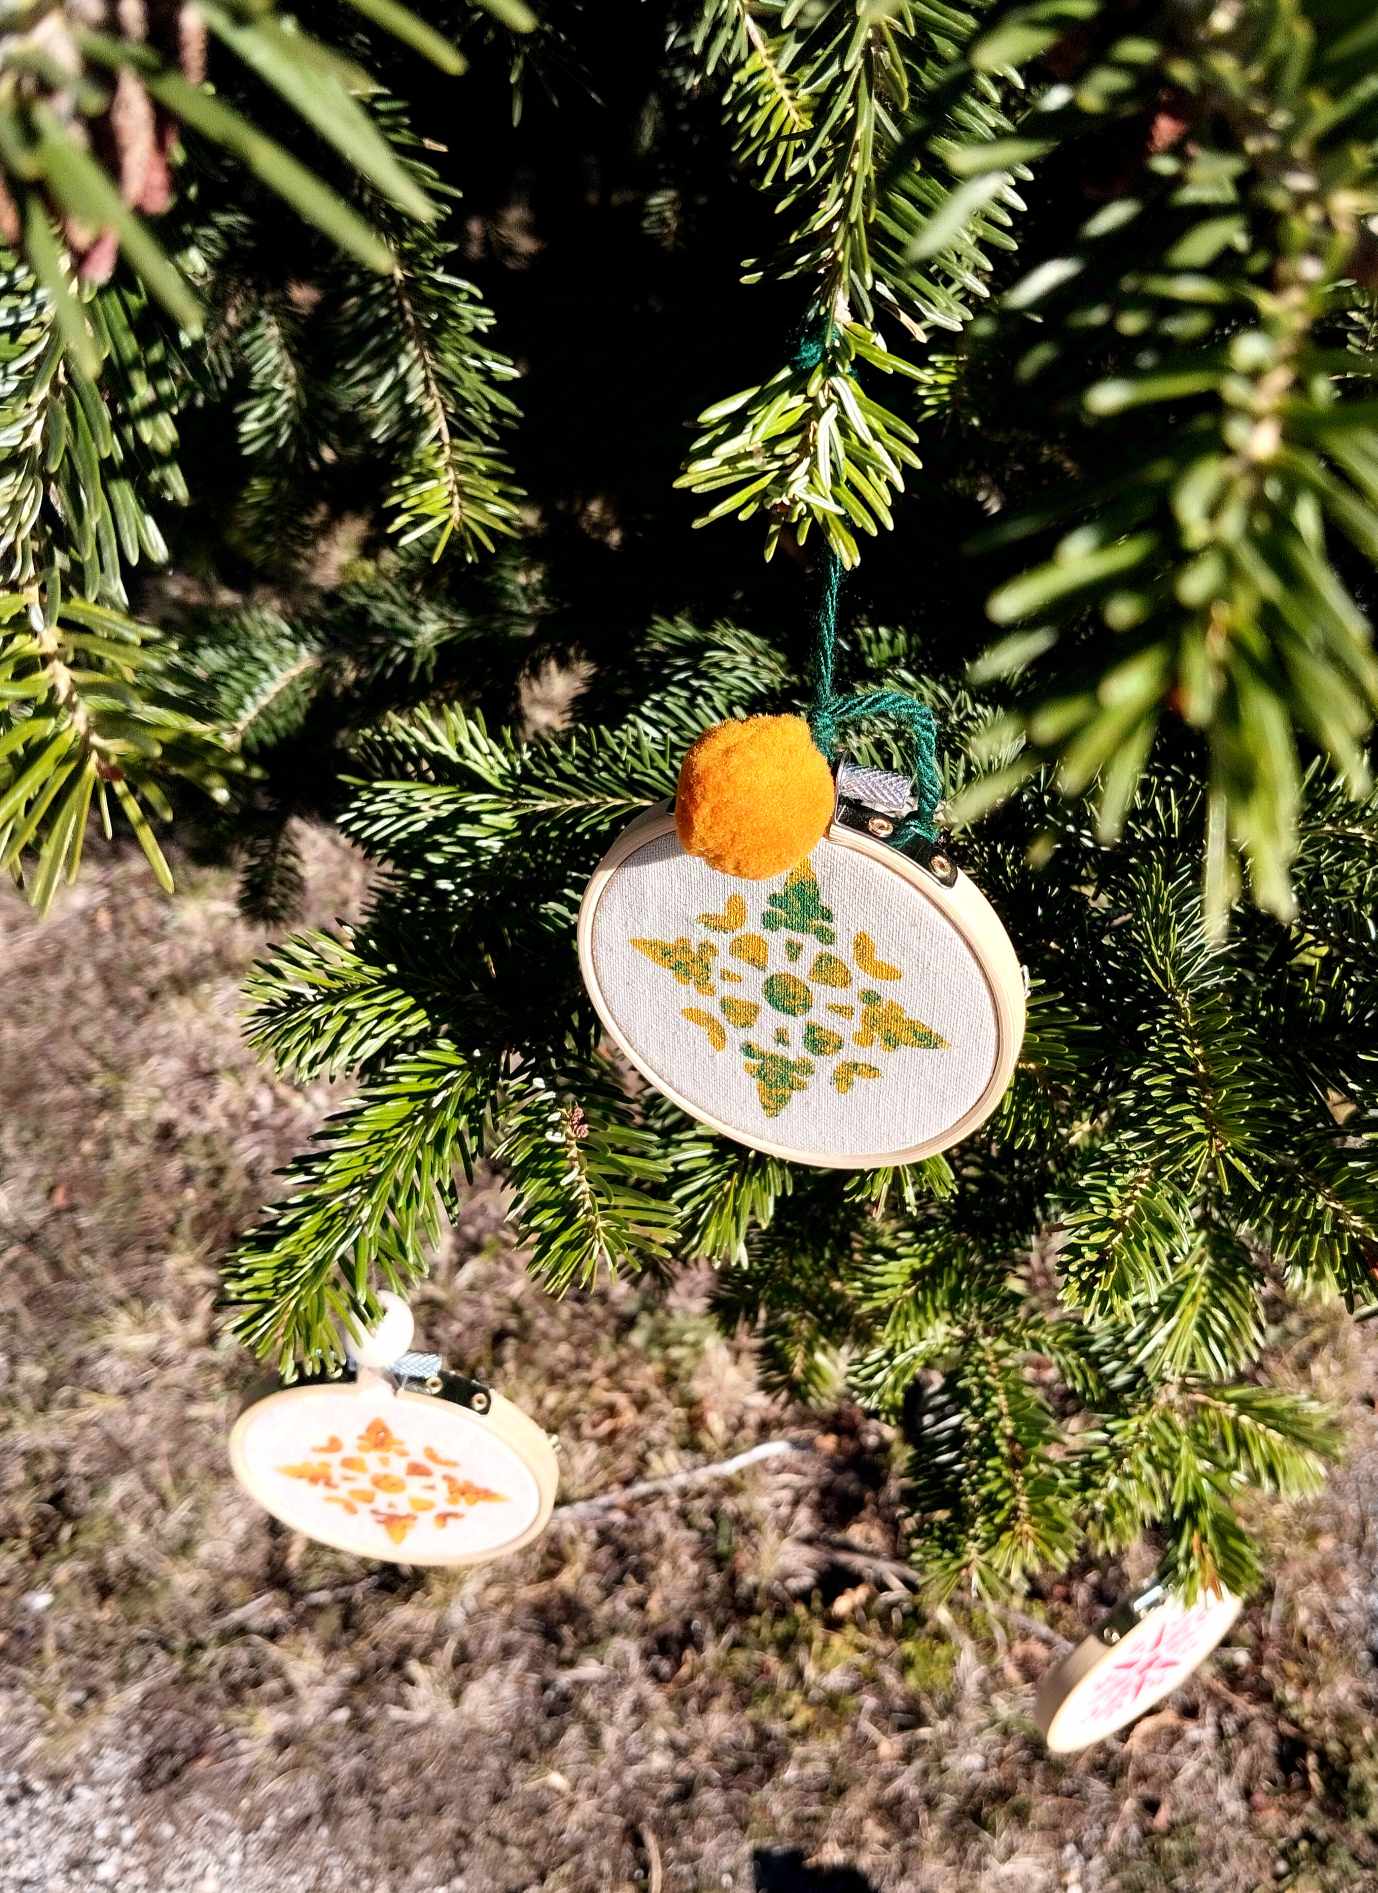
(4, 833), (1378, 1893)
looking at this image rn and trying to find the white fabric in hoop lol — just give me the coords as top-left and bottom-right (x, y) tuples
(587, 831), (999, 1160)
(233, 1388), (542, 1563)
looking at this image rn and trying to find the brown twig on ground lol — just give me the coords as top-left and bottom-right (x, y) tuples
(795, 1534), (922, 1593)
(1201, 1672), (1304, 1738)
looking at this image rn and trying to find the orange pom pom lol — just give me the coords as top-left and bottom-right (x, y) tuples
(675, 715), (836, 880)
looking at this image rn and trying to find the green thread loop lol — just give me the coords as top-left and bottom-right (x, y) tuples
(807, 551), (944, 846)
(790, 314), (944, 845)
(794, 331), (827, 371)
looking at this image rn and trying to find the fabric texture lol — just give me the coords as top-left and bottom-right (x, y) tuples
(590, 831), (1000, 1160)
(236, 1389), (541, 1562)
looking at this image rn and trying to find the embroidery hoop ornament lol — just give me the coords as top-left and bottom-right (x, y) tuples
(577, 770), (1024, 1168)
(229, 1294), (559, 1566)
(1034, 1581), (1244, 1753)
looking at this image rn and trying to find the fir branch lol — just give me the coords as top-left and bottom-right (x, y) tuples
(1253, 1134), (1378, 1303)
(1183, 1383), (1337, 1499)
(333, 109), (524, 564)
(186, 606), (325, 752)
(229, 298), (328, 569)
(959, 1332), (1078, 1587)
(990, 984), (1085, 1150)
(496, 1079), (681, 1292)
(668, 1127), (795, 1263)
(678, 0), (1024, 563)
(224, 1045), (497, 1372)
(906, 1331), (1078, 1599)
(382, 278), (522, 559)
(340, 709), (678, 862)
(0, 0), (494, 322)
(947, 0), (1378, 924)
(235, 816), (306, 927)
(1124, 1228), (1264, 1382)
(1058, 1145), (1195, 1320)
(0, 250), (184, 604)
(0, 592), (234, 912)
(244, 930), (435, 1082)
(712, 1184), (861, 1400)
(615, 617), (795, 739)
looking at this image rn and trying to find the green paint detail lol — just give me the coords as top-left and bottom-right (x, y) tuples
(762, 861), (835, 944)
(856, 990), (947, 1051)
(629, 858), (949, 1122)
(763, 971), (812, 1017)
(632, 936), (717, 996)
(742, 1043), (814, 1118)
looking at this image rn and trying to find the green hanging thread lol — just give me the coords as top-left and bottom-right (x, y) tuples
(806, 553), (944, 847)
(791, 315), (944, 846)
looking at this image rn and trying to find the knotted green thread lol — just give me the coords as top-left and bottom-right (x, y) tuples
(806, 550), (944, 846)
(789, 315), (944, 845)
(794, 328), (827, 372)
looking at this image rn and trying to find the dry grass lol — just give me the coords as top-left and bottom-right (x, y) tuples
(3, 833), (1378, 1892)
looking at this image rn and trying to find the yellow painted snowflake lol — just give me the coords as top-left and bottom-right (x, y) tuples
(631, 859), (948, 1117)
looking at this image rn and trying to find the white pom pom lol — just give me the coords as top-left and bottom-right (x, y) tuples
(349, 1291), (416, 1369)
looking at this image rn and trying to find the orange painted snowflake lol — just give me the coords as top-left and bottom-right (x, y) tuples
(281, 1412), (505, 1547)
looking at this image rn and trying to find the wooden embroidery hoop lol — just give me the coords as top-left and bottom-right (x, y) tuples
(229, 1375), (560, 1567)
(1033, 1582), (1244, 1752)
(577, 808), (1025, 1168)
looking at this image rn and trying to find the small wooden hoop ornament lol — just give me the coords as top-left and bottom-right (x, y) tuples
(578, 808), (1024, 1169)
(1034, 1583), (1244, 1752)
(230, 1362), (558, 1568)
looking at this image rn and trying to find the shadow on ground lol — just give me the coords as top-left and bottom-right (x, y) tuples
(755, 1847), (878, 1891)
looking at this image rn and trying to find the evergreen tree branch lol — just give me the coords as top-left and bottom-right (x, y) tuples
(946, 0), (1378, 924)
(244, 930), (435, 1082)
(224, 1044), (497, 1372)
(333, 105), (524, 564)
(0, 250), (185, 604)
(496, 1077), (682, 1292)
(678, 0), (1024, 564)
(0, 0), (496, 321)
(0, 592), (235, 912)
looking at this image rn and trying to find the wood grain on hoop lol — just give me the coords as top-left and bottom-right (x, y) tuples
(230, 1383), (559, 1567)
(577, 810), (1025, 1168)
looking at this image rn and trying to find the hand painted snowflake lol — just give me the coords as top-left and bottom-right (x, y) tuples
(279, 1412), (506, 1548)
(1085, 1605), (1221, 1723)
(630, 858), (948, 1117)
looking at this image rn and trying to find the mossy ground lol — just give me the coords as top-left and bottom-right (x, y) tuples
(3, 833), (1378, 1892)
